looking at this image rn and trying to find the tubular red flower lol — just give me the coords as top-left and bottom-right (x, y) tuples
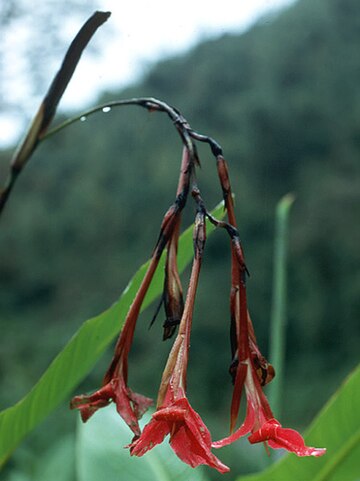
(70, 254), (159, 435)
(214, 154), (325, 458)
(213, 361), (326, 457)
(71, 147), (191, 434)
(212, 242), (326, 457)
(70, 200), (181, 434)
(130, 208), (229, 473)
(70, 376), (152, 435)
(69, 293), (155, 436)
(249, 418), (326, 457)
(130, 393), (229, 473)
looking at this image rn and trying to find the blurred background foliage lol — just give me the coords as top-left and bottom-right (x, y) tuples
(0, 0), (359, 478)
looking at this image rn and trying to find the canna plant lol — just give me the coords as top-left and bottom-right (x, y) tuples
(0, 10), (328, 476)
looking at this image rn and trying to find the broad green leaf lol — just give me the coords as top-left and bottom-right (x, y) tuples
(34, 435), (75, 481)
(237, 364), (360, 481)
(77, 405), (209, 481)
(2, 435), (76, 481)
(0, 202), (225, 468)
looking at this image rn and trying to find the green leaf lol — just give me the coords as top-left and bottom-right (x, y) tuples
(3, 435), (76, 481)
(77, 405), (209, 481)
(34, 435), (75, 481)
(0, 202), (225, 468)
(237, 364), (360, 481)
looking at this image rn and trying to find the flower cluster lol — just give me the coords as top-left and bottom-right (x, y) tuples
(71, 105), (326, 473)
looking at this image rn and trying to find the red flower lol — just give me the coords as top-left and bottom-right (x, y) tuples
(71, 147), (191, 435)
(249, 417), (326, 457)
(212, 359), (326, 457)
(70, 228), (164, 435)
(130, 391), (229, 473)
(213, 155), (326, 458)
(70, 375), (152, 436)
(130, 207), (229, 473)
(211, 235), (326, 456)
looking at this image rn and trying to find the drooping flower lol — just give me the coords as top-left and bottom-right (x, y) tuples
(213, 154), (326, 457)
(69, 260), (157, 436)
(130, 390), (229, 473)
(71, 148), (194, 435)
(130, 207), (229, 473)
(70, 373), (152, 434)
(70, 203), (179, 435)
(212, 354), (326, 457)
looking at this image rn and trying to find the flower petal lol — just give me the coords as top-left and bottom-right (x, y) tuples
(248, 418), (326, 457)
(171, 423), (229, 473)
(212, 400), (255, 448)
(111, 378), (152, 436)
(129, 417), (169, 456)
(153, 403), (187, 422)
(230, 361), (248, 432)
(71, 378), (152, 436)
(70, 383), (113, 422)
(180, 399), (213, 448)
(128, 388), (153, 419)
(131, 396), (229, 473)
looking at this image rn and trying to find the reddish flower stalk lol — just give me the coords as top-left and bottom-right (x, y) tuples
(212, 155), (326, 457)
(130, 207), (229, 474)
(71, 148), (192, 435)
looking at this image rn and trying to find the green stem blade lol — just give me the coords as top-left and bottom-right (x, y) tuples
(268, 193), (295, 417)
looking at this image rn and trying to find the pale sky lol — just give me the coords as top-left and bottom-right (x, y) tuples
(0, 0), (294, 147)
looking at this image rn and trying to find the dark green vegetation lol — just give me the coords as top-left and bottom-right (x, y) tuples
(0, 0), (359, 477)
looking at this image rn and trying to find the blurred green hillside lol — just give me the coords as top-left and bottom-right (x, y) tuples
(0, 0), (359, 477)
